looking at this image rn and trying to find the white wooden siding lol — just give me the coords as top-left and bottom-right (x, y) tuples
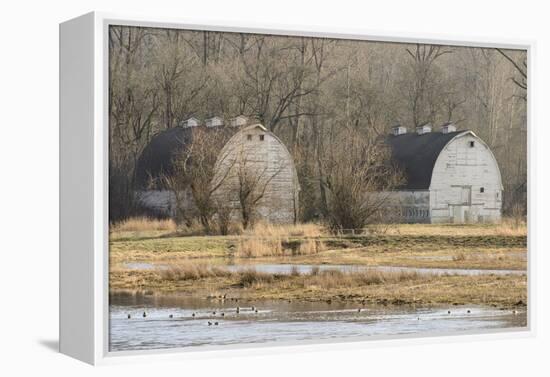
(429, 133), (502, 223)
(213, 125), (299, 224)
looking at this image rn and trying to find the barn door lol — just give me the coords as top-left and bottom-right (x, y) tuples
(461, 186), (471, 205)
(451, 206), (463, 223)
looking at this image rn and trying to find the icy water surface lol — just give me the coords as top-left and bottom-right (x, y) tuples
(109, 295), (526, 352)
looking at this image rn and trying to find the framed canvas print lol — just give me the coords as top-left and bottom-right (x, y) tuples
(59, 12), (532, 365)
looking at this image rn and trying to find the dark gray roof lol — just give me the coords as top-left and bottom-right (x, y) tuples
(135, 126), (237, 188)
(386, 130), (467, 190)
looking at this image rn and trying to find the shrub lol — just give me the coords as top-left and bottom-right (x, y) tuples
(238, 269), (275, 287)
(235, 237), (284, 258)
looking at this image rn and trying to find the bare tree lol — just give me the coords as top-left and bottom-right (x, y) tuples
(108, 25), (527, 221)
(322, 127), (403, 231)
(231, 150), (285, 229)
(238, 37), (318, 132)
(162, 127), (233, 231)
(109, 26), (160, 221)
(496, 48), (527, 100)
(154, 30), (209, 129)
(402, 44), (453, 126)
(214, 196), (234, 235)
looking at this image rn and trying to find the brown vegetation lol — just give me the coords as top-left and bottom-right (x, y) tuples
(235, 237), (326, 258)
(109, 220), (527, 271)
(244, 222), (324, 238)
(109, 263), (527, 307)
(108, 220), (527, 307)
(159, 263), (232, 281)
(234, 222), (326, 258)
(111, 217), (176, 232)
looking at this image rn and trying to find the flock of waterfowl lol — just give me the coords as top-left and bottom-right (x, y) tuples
(124, 292), (519, 324)
(124, 305), (517, 323)
(125, 305), (262, 324)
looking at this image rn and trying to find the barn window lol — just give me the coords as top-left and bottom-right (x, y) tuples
(480, 187), (485, 193)
(469, 141), (475, 148)
(259, 134), (265, 141)
(247, 134), (252, 141)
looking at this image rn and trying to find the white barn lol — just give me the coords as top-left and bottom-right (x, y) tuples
(386, 122), (503, 223)
(212, 124), (300, 224)
(134, 121), (299, 224)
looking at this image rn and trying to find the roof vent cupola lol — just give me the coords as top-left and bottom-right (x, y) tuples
(181, 117), (200, 128)
(392, 125), (407, 136)
(230, 115), (248, 127)
(416, 123), (432, 135)
(205, 116), (224, 128)
(440, 122), (457, 134)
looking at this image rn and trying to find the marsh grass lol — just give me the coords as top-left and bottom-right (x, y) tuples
(453, 253), (466, 262)
(238, 269), (279, 287)
(232, 268), (430, 290)
(233, 222), (326, 258)
(382, 218), (527, 237)
(235, 238), (283, 257)
(154, 263), (428, 288)
(159, 263), (232, 281)
(495, 218), (527, 236)
(111, 217), (176, 232)
(111, 217), (325, 237)
(300, 269), (429, 289)
(108, 219), (527, 306)
(235, 237), (326, 258)
(110, 217), (525, 238)
(245, 222), (325, 238)
(110, 261), (527, 306)
(299, 238), (326, 255)
(109, 220), (527, 272)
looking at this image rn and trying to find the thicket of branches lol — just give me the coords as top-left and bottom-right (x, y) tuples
(160, 127), (232, 231)
(322, 126), (404, 230)
(109, 26), (527, 224)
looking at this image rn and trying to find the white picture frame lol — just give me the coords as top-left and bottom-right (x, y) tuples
(59, 11), (535, 365)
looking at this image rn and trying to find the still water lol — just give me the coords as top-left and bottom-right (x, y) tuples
(223, 264), (526, 276)
(109, 294), (526, 352)
(124, 262), (526, 276)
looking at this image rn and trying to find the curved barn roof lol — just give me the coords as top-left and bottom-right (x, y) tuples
(135, 126), (237, 188)
(386, 130), (469, 190)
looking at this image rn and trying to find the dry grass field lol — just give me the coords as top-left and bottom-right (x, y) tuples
(109, 218), (527, 307)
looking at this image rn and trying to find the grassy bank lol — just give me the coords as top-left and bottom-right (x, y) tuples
(109, 263), (527, 307)
(109, 219), (527, 307)
(110, 221), (527, 270)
